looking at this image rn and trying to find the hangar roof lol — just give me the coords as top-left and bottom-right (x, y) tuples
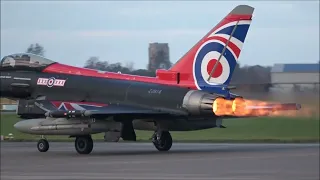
(271, 63), (320, 73)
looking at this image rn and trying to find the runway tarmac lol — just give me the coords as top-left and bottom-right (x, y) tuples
(1, 142), (319, 180)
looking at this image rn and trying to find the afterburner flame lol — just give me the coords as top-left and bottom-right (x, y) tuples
(213, 97), (233, 116)
(212, 97), (304, 117)
(232, 98), (248, 116)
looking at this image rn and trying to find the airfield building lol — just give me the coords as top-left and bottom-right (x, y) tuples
(270, 63), (320, 92)
(0, 98), (16, 110)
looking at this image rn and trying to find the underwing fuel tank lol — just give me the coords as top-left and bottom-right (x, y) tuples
(13, 118), (122, 135)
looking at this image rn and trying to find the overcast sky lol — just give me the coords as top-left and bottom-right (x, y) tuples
(1, 1), (319, 69)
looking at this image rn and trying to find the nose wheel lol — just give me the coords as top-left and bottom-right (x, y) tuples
(152, 131), (172, 151)
(37, 139), (49, 152)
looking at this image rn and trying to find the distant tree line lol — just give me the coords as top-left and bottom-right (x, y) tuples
(26, 43), (45, 56)
(84, 56), (156, 77)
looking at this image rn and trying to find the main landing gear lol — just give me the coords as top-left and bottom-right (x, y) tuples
(37, 138), (49, 152)
(36, 135), (94, 154)
(74, 135), (93, 154)
(152, 131), (173, 151)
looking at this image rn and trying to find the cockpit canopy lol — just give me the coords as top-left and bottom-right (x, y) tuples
(0, 53), (56, 71)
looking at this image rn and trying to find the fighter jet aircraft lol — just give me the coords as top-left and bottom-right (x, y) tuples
(0, 5), (301, 154)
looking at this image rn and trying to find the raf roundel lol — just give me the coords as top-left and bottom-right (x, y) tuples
(193, 39), (233, 87)
(192, 19), (251, 89)
(47, 77), (56, 87)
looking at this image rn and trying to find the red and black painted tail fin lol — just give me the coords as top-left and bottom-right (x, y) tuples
(170, 5), (254, 90)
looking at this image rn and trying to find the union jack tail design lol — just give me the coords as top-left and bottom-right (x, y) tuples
(51, 101), (108, 111)
(170, 5), (254, 91)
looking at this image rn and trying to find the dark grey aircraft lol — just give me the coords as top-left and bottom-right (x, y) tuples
(0, 5), (301, 154)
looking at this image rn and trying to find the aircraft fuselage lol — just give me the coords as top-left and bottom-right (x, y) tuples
(1, 70), (223, 132)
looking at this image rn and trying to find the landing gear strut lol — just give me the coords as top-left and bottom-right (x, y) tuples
(152, 131), (172, 151)
(37, 138), (49, 152)
(74, 135), (93, 154)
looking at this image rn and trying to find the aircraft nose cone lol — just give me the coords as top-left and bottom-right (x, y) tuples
(14, 120), (34, 133)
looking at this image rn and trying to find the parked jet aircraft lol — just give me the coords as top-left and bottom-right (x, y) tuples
(0, 5), (301, 154)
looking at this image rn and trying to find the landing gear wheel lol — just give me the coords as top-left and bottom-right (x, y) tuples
(37, 139), (49, 152)
(75, 135), (93, 154)
(152, 131), (172, 151)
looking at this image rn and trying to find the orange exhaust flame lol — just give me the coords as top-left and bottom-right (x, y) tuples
(213, 97), (233, 116)
(212, 97), (307, 117)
